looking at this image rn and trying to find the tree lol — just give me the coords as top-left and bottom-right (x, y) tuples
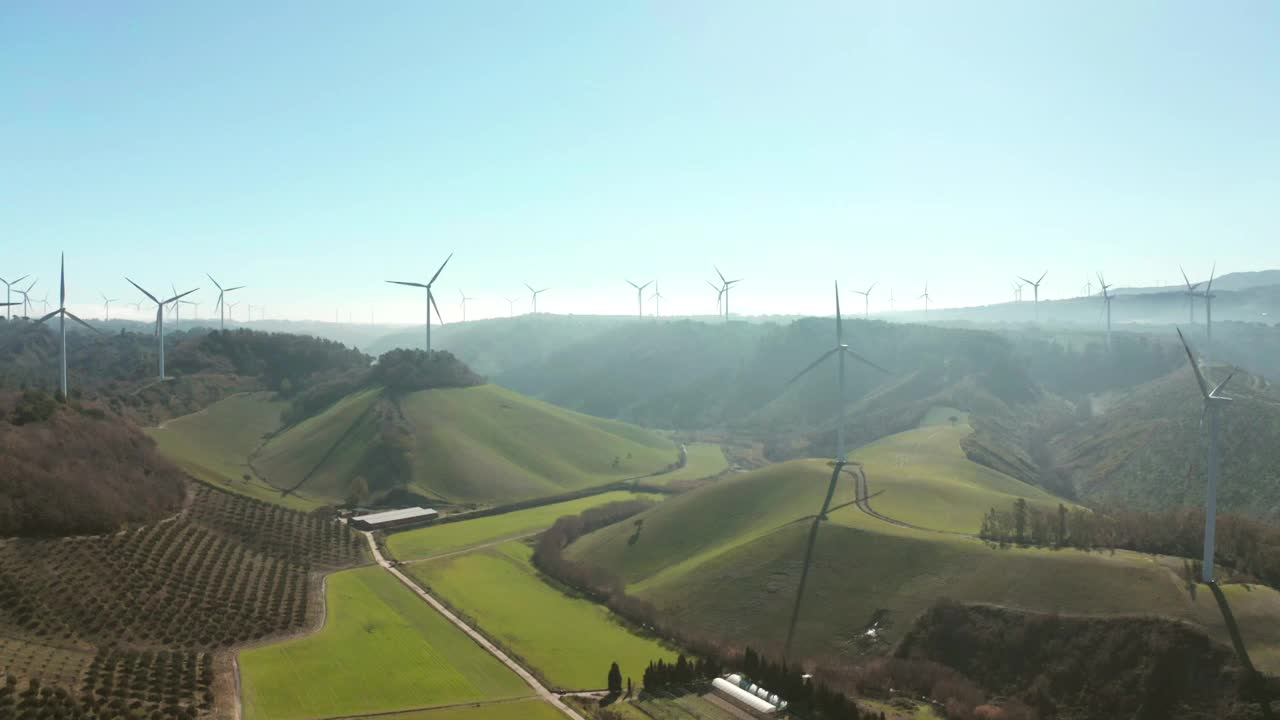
(627, 677), (633, 697)
(1013, 498), (1028, 544)
(607, 662), (622, 695)
(347, 477), (370, 506)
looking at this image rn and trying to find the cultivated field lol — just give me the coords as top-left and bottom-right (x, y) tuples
(239, 566), (531, 720)
(648, 442), (729, 485)
(148, 391), (315, 509)
(352, 699), (567, 719)
(574, 691), (745, 720)
(409, 541), (677, 691)
(388, 491), (659, 561)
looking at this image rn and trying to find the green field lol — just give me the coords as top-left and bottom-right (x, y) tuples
(353, 699), (566, 719)
(409, 541), (677, 691)
(649, 443), (729, 485)
(239, 566), (530, 720)
(578, 692), (743, 720)
(148, 392), (318, 509)
(568, 439), (1280, 670)
(389, 491), (659, 562)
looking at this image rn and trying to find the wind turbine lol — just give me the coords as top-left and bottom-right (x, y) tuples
(37, 255), (99, 395)
(889, 289), (895, 312)
(625, 280), (653, 319)
(1097, 273), (1113, 351)
(504, 297), (518, 318)
(714, 266), (741, 320)
(169, 283), (188, 330)
(126, 278), (198, 381)
(852, 282), (876, 317)
(206, 274), (245, 331)
(15, 279), (37, 318)
(1011, 281), (1023, 303)
(525, 283), (549, 314)
(1203, 264), (1217, 347)
(919, 283), (931, 314)
(0, 274), (28, 320)
(1017, 271), (1048, 319)
(458, 289), (476, 322)
(100, 292), (119, 321)
(228, 301), (241, 323)
(1177, 328), (1233, 584)
(651, 281), (665, 318)
(781, 281), (888, 658)
(38, 292), (49, 315)
(1082, 278), (1093, 297)
(706, 280), (724, 317)
(1180, 266), (1201, 324)
(387, 253), (453, 351)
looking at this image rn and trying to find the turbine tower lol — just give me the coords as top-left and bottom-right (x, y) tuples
(1011, 281), (1022, 303)
(852, 282), (876, 317)
(714, 266), (741, 320)
(504, 297), (518, 318)
(458, 289), (476, 322)
(1203, 264), (1217, 348)
(15, 279), (37, 318)
(524, 283), (549, 314)
(206, 273), (245, 331)
(651, 282), (665, 318)
(38, 292), (49, 315)
(1017, 271), (1048, 319)
(625, 279), (653, 319)
(127, 278), (198, 381)
(781, 281), (888, 659)
(100, 292), (120, 321)
(1177, 328), (1233, 584)
(37, 255), (99, 395)
(919, 283), (931, 314)
(387, 253), (453, 351)
(0, 274), (29, 320)
(1180, 266), (1201, 324)
(1097, 273), (1113, 351)
(706, 280), (724, 317)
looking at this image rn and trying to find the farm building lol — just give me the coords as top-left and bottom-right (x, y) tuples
(712, 675), (787, 717)
(351, 507), (439, 531)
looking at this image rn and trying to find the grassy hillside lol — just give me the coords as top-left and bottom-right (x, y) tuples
(254, 386), (384, 501)
(239, 566), (530, 720)
(568, 452), (1280, 672)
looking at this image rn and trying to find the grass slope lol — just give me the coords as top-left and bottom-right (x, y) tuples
(570, 450), (1280, 671)
(239, 566), (529, 720)
(409, 541), (677, 691)
(398, 384), (674, 503)
(650, 443), (729, 486)
(254, 386), (384, 501)
(352, 699), (566, 719)
(389, 491), (658, 561)
(147, 392), (314, 509)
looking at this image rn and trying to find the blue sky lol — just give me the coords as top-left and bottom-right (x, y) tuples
(2, 1), (1276, 323)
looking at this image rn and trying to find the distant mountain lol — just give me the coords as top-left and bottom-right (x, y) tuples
(1114, 268), (1280, 295)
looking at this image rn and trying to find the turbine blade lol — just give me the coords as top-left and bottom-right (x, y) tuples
(1017, 276), (1036, 286)
(1176, 328), (1211, 398)
(428, 253), (454, 286)
(834, 281), (842, 340)
(387, 280), (428, 288)
(127, 278), (159, 304)
(1206, 263), (1216, 293)
(715, 266), (726, 283)
(627, 280), (640, 290)
(525, 282), (535, 293)
(1180, 265), (1194, 291)
(205, 273), (223, 291)
(224, 285), (245, 292)
(866, 281), (877, 294)
(640, 280), (653, 291)
(36, 309), (60, 324)
(1211, 372), (1234, 399)
(64, 310), (100, 334)
(430, 291), (445, 325)
(163, 288), (199, 304)
(1038, 270), (1048, 283)
(842, 347), (890, 374)
(787, 348), (839, 386)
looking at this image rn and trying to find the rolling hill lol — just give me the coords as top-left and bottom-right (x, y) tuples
(566, 426), (1280, 673)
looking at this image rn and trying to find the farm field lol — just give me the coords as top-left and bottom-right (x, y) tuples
(649, 442), (729, 485)
(389, 491), (660, 561)
(568, 456), (1280, 670)
(148, 392), (316, 509)
(574, 691), (743, 720)
(352, 699), (567, 719)
(239, 566), (530, 720)
(409, 541), (677, 691)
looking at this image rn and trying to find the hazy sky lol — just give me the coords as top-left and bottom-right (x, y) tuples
(3, 2), (1276, 323)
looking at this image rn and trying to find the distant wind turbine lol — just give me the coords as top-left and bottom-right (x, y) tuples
(458, 289), (476, 322)
(15, 279), (37, 318)
(504, 297), (518, 318)
(525, 283), (549, 314)
(228, 301), (241, 323)
(889, 289), (895, 312)
(781, 281), (888, 659)
(37, 255), (100, 395)
(38, 292), (49, 316)
(1011, 281), (1023, 303)
(127, 278), (198, 381)
(1180, 266), (1201, 324)
(387, 253), (453, 351)
(714, 266), (741, 320)
(1202, 264), (1217, 348)
(852, 282), (876, 317)
(706, 280), (724, 316)
(100, 292), (119, 321)
(0, 274), (29, 320)
(1177, 328), (1233, 583)
(1097, 273), (1113, 351)
(206, 273), (245, 331)
(1017, 271), (1048, 319)
(919, 283), (931, 314)
(651, 282), (665, 318)
(625, 279), (653, 319)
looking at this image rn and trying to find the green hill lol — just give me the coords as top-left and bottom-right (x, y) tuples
(213, 383), (678, 506)
(568, 429), (1280, 672)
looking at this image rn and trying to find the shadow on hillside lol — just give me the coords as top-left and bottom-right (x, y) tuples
(1207, 581), (1274, 719)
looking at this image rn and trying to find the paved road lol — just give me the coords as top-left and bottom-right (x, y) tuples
(361, 532), (586, 720)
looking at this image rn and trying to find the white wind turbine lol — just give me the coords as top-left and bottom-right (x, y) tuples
(1177, 328), (1233, 584)
(206, 274), (245, 331)
(782, 281), (888, 658)
(714, 266), (741, 320)
(852, 282), (876, 317)
(1097, 272), (1114, 351)
(458, 289), (476, 322)
(387, 253), (453, 351)
(1018, 271), (1048, 319)
(38, 292), (50, 315)
(1202, 264), (1217, 350)
(1, 274), (29, 320)
(504, 297), (518, 318)
(37, 255), (99, 396)
(919, 283), (931, 314)
(1180, 266), (1201, 324)
(651, 281), (665, 318)
(625, 279), (653, 319)
(706, 280), (724, 317)
(525, 283), (549, 314)
(127, 278), (198, 381)
(100, 292), (120, 321)
(15, 279), (37, 318)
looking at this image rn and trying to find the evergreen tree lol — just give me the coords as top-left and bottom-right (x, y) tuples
(607, 662), (622, 695)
